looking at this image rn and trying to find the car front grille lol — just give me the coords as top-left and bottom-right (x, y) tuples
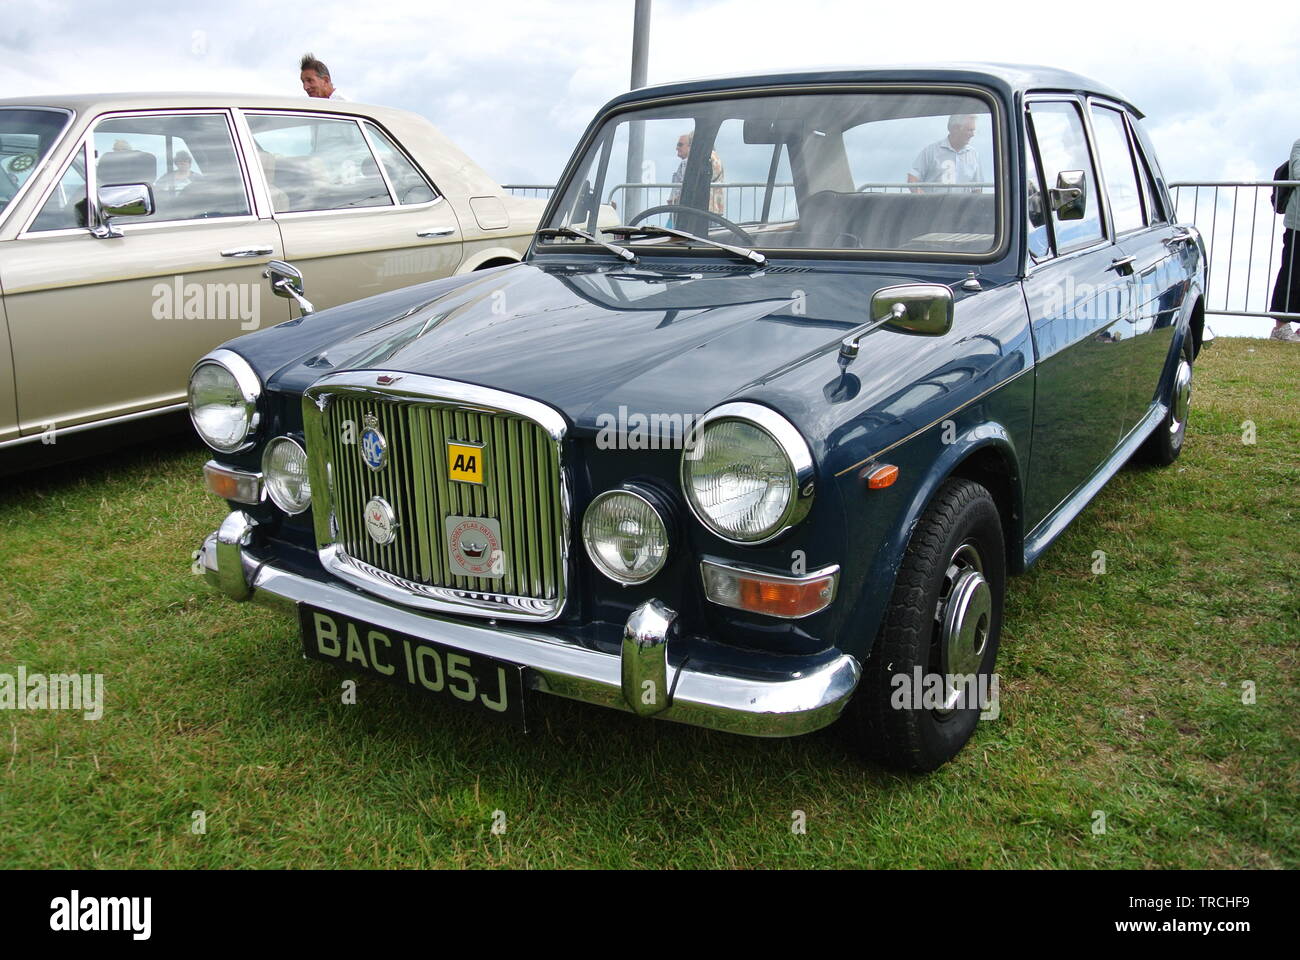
(302, 373), (569, 621)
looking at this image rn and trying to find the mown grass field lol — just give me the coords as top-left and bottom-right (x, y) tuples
(1, 338), (1296, 869)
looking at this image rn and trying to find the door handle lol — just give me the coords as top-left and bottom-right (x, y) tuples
(1109, 255), (1136, 274)
(221, 246), (274, 258)
(416, 227), (456, 239)
(1165, 229), (1193, 246)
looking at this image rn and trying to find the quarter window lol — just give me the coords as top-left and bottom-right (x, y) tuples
(362, 122), (437, 204)
(1090, 105), (1144, 234)
(1026, 101), (1104, 252)
(246, 113), (393, 213)
(31, 147), (88, 231)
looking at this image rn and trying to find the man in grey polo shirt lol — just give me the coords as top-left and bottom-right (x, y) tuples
(908, 115), (982, 193)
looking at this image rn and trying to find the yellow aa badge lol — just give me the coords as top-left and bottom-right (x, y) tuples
(447, 441), (485, 485)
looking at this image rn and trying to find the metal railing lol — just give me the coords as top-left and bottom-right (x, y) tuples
(1170, 180), (1299, 320)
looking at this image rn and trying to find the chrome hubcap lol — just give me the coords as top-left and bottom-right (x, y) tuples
(936, 542), (991, 712)
(1171, 359), (1192, 432)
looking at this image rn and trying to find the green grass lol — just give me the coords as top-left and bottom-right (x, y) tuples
(1, 338), (1296, 868)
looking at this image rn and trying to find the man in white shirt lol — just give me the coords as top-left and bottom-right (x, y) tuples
(300, 53), (347, 100)
(908, 115), (982, 193)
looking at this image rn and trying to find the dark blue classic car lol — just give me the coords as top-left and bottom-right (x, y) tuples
(192, 65), (1207, 770)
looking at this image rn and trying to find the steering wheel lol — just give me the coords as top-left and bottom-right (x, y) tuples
(628, 204), (756, 246)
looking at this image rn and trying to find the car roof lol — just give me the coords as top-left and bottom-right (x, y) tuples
(602, 62), (1142, 117)
(0, 92), (412, 121)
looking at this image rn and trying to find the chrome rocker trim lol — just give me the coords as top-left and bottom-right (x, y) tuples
(197, 512), (860, 738)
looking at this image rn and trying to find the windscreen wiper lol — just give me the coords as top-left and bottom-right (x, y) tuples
(603, 224), (766, 266)
(535, 226), (636, 263)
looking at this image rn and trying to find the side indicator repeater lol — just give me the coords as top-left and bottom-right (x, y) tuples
(861, 463), (899, 489)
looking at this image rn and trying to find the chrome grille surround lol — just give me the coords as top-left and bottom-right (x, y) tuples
(303, 372), (570, 622)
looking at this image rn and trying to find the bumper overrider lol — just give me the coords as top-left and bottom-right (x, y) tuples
(198, 510), (861, 737)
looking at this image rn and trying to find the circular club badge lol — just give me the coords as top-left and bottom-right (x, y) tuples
(446, 517), (503, 578)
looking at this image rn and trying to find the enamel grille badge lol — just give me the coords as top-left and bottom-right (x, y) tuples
(364, 496), (398, 545)
(445, 515), (504, 579)
(360, 412), (387, 472)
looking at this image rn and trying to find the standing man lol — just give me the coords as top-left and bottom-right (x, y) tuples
(300, 53), (346, 100)
(908, 114), (982, 193)
(668, 131), (725, 214)
(1269, 136), (1300, 341)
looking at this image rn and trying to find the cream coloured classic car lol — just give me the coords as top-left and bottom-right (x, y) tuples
(0, 94), (542, 464)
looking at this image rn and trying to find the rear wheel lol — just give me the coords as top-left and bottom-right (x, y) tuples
(1141, 339), (1193, 466)
(842, 477), (1005, 772)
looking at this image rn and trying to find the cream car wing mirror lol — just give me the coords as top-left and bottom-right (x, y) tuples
(264, 259), (315, 317)
(91, 182), (154, 238)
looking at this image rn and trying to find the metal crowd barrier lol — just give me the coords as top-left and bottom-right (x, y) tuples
(1170, 181), (1300, 321)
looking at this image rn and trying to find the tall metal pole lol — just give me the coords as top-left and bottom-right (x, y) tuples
(625, 0), (651, 218)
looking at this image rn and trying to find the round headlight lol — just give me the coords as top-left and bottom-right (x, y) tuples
(188, 350), (260, 453)
(263, 437), (312, 514)
(681, 403), (814, 544)
(582, 489), (670, 585)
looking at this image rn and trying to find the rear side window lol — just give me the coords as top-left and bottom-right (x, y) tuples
(247, 113), (393, 213)
(1090, 105), (1144, 234)
(1027, 101), (1104, 252)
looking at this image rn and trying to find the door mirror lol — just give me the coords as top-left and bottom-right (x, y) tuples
(1049, 170), (1087, 220)
(91, 183), (154, 238)
(263, 259), (315, 316)
(875, 283), (954, 337)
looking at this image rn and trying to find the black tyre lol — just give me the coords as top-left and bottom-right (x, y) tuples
(843, 477), (1006, 772)
(1141, 339), (1193, 466)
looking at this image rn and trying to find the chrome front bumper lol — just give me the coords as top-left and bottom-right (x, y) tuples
(197, 511), (860, 738)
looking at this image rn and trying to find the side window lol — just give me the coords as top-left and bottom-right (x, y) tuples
(362, 122), (437, 205)
(92, 113), (251, 223)
(31, 148), (87, 231)
(1129, 122), (1168, 225)
(1024, 132), (1050, 260)
(1090, 105), (1144, 234)
(246, 113), (393, 213)
(1027, 101), (1104, 252)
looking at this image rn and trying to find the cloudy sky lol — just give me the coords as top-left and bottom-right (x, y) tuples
(5, 0), (1298, 186)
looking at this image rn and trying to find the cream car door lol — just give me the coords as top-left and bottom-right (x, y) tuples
(243, 111), (462, 310)
(0, 109), (287, 435)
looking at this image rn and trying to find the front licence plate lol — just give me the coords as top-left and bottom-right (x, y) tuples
(299, 605), (526, 729)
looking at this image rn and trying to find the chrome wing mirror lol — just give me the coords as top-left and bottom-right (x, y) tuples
(1048, 170), (1087, 221)
(263, 259), (315, 317)
(91, 183), (154, 239)
(839, 283), (954, 367)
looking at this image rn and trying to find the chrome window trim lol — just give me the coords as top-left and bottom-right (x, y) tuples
(0, 105), (76, 233)
(242, 108), (403, 214)
(358, 119), (443, 205)
(189, 348), (263, 454)
(700, 557), (840, 619)
(18, 107), (254, 237)
(680, 400), (815, 546)
(538, 82), (1009, 264)
(582, 487), (671, 585)
(302, 371), (571, 623)
(1024, 95), (1110, 256)
(1086, 98), (1149, 240)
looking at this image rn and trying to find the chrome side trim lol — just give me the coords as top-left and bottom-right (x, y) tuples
(0, 401), (188, 449)
(681, 400), (815, 545)
(197, 525), (861, 738)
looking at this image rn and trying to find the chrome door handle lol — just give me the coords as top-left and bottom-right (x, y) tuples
(1165, 229), (1193, 246)
(416, 227), (455, 239)
(221, 246), (274, 258)
(1109, 255), (1136, 273)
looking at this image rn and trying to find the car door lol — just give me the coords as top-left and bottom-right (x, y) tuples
(241, 110), (463, 310)
(0, 108), (287, 435)
(1099, 105), (1187, 431)
(1020, 98), (1134, 529)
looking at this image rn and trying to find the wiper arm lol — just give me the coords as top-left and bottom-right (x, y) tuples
(603, 224), (766, 266)
(535, 226), (636, 263)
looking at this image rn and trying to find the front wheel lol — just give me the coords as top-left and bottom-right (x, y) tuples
(842, 477), (1006, 772)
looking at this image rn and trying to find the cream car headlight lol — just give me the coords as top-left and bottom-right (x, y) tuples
(582, 488), (670, 585)
(681, 402), (815, 544)
(188, 349), (261, 453)
(262, 437), (312, 514)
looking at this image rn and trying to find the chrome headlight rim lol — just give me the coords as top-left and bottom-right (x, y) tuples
(582, 485), (671, 586)
(261, 435), (311, 515)
(188, 348), (262, 454)
(680, 401), (815, 546)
